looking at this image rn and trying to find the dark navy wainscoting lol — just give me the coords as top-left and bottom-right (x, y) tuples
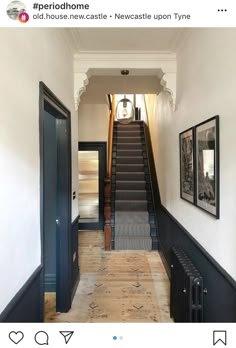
(0, 266), (42, 322)
(158, 205), (236, 322)
(71, 216), (80, 301)
(0, 216), (80, 323)
(145, 122), (236, 322)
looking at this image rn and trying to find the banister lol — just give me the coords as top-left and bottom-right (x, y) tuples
(108, 95), (115, 177)
(104, 95), (116, 250)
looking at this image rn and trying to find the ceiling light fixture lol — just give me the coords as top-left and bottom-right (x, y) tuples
(116, 70), (134, 124)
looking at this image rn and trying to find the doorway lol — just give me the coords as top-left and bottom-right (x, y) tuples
(39, 82), (72, 317)
(78, 142), (106, 230)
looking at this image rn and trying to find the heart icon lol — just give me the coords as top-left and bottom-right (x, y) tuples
(9, 331), (24, 344)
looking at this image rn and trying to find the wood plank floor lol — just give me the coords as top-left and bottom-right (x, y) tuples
(45, 231), (172, 322)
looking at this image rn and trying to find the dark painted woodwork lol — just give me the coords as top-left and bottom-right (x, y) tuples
(44, 274), (56, 292)
(142, 122), (159, 249)
(143, 122), (162, 209)
(104, 176), (112, 250)
(135, 107), (141, 120)
(107, 94), (112, 113)
(158, 205), (236, 322)
(71, 216), (80, 301)
(55, 117), (72, 312)
(0, 266), (42, 322)
(39, 82), (72, 314)
(43, 111), (57, 292)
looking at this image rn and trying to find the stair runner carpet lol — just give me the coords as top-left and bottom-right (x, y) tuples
(111, 121), (158, 250)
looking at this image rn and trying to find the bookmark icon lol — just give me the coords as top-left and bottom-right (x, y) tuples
(213, 331), (227, 346)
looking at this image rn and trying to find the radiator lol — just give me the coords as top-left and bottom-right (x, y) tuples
(170, 247), (203, 322)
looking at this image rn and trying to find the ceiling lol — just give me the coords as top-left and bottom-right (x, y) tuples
(79, 75), (162, 104)
(70, 28), (186, 105)
(69, 28), (187, 53)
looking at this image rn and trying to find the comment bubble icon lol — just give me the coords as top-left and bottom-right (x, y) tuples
(34, 331), (49, 346)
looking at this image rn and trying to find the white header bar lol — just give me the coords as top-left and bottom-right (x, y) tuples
(0, 0), (236, 27)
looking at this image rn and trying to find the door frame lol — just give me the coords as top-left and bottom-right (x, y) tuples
(39, 82), (72, 317)
(78, 142), (107, 230)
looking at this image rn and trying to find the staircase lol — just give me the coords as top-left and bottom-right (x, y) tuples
(111, 121), (158, 250)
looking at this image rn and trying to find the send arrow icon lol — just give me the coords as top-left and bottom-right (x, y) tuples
(59, 331), (74, 344)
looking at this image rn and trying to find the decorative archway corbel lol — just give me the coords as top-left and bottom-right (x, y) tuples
(74, 53), (177, 111)
(160, 72), (176, 111)
(74, 72), (89, 111)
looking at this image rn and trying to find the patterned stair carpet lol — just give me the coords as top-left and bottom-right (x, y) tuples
(45, 231), (172, 323)
(112, 121), (157, 250)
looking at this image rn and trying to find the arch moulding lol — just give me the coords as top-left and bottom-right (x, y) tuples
(74, 52), (177, 111)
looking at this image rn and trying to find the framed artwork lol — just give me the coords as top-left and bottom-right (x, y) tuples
(179, 127), (194, 204)
(195, 115), (219, 218)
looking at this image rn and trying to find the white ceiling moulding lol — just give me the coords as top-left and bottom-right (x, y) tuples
(68, 28), (188, 53)
(74, 52), (177, 111)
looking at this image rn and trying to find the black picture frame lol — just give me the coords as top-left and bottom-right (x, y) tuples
(179, 127), (195, 204)
(195, 115), (220, 218)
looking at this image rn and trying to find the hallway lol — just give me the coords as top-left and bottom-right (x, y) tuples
(45, 231), (172, 322)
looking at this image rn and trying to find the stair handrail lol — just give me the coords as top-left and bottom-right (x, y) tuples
(108, 95), (115, 176)
(104, 95), (116, 250)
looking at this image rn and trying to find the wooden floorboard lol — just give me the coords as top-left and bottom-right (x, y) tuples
(45, 231), (172, 322)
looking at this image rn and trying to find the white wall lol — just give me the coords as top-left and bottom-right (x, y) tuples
(78, 103), (109, 142)
(0, 28), (78, 313)
(146, 28), (236, 280)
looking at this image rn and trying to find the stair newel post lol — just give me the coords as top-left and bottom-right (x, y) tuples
(104, 176), (112, 250)
(104, 95), (115, 250)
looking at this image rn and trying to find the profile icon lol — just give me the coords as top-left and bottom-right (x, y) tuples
(6, 1), (27, 20)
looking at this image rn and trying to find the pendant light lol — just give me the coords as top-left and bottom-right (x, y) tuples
(116, 70), (134, 124)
